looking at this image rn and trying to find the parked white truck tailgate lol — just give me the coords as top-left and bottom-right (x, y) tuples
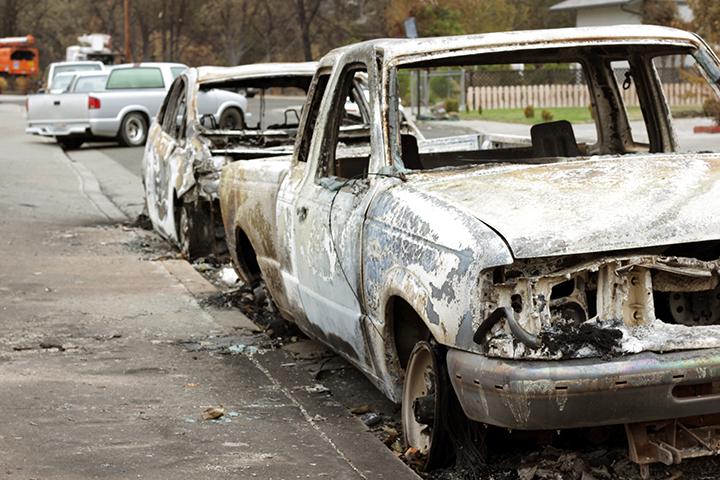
(26, 92), (89, 136)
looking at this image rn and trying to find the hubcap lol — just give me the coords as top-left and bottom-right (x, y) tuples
(126, 117), (144, 144)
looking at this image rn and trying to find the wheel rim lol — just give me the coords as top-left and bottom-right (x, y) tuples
(126, 117), (145, 144)
(402, 342), (440, 460)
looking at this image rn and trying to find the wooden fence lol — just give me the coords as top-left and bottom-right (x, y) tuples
(466, 83), (711, 110)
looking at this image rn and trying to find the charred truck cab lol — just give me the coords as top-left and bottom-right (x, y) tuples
(219, 26), (720, 477)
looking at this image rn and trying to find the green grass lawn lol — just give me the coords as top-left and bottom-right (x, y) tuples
(457, 105), (702, 124)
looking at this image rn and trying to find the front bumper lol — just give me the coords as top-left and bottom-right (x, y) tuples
(447, 348), (720, 430)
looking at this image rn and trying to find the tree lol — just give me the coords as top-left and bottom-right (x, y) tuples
(295, 0), (324, 60)
(687, 0), (720, 45)
(642, 0), (678, 27)
(1, 0), (20, 37)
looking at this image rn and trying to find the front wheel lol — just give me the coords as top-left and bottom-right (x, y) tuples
(118, 112), (148, 146)
(402, 341), (455, 471)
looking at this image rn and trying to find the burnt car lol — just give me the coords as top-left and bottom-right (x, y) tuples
(219, 26), (720, 477)
(142, 62), (317, 259)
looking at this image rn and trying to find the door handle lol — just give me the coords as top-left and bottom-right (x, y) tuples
(53, 100), (60, 106)
(296, 206), (308, 222)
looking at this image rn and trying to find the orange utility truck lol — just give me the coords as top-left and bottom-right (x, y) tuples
(0, 35), (39, 77)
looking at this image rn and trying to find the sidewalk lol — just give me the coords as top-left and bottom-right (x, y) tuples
(0, 103), (418, 480)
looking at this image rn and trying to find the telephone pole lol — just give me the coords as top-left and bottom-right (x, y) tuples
(124, 0), (132, 62)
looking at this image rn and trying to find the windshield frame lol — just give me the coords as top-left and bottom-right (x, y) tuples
(385, 39), (720, 172)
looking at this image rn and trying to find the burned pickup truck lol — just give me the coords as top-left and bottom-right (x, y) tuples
(143, 62), (317, 259)
(219, 26), (720, 476)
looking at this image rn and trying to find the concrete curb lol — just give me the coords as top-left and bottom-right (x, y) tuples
(161, 257), (421, 480)
(66, 148), (145, 219)
(64, 152), (128, 223)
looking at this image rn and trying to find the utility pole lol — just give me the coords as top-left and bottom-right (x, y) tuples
(124, 0), (132, 62)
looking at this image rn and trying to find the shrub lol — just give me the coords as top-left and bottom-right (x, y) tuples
(523, 104), (535, 118)
(541, 109), (554, 122)
(445, 98), (459, 113)
(703, 98), (720, 125)
(0, 76), (8, 94)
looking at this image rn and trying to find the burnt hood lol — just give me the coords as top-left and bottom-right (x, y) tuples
(412, 154), (720, 258)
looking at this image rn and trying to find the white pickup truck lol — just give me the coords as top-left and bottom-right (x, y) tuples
(219, 25), (720, 475)
(26, 62), (186, 149)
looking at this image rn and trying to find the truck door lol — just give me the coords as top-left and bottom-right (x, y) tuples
(285, 62), (377, 365)
(144, 77), (190, 241)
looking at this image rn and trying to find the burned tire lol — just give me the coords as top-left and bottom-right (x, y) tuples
(175, 201), (213, 260)
(56, 136), (84, 150)
(219, 107), (244, 130)
(402, 341), (455, 471)
(118, 112), (148, 146)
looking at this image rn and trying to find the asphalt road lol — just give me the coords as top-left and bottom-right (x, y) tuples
(2, 102), (417, 480)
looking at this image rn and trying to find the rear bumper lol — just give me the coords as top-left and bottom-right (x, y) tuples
(26, 123), (89, 137)
(447, 348), (720, 430)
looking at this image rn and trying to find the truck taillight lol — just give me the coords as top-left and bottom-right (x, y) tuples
(88, 96), (101, 110)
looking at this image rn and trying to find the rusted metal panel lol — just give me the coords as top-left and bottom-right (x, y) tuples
(409, 155), (720, 258)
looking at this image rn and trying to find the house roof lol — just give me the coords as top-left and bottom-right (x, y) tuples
(550, 0), (637, 11)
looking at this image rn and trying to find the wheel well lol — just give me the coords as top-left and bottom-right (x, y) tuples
(388, 296), (431, 370)
(220, 106), (244, 127)
(235, 227), (261, 281)
(222, 106), (242, 115)
(123, 110), (149, 127)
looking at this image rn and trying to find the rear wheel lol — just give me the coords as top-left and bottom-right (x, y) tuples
(219, 107), (244, 130)
(56, 136), (84, 150)
(402, 341), (455, 471)
(118, 112), (148, 146)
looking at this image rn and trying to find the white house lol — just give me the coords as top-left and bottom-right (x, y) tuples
(550, 0), (693, 27)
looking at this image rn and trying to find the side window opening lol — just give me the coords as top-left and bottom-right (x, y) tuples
(297, 73), (331, 163)
(161, 80), (184, 135)
(173, 90), (188, 140)
(319, 66), (370, 180)
(610, 60), (650, 151)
